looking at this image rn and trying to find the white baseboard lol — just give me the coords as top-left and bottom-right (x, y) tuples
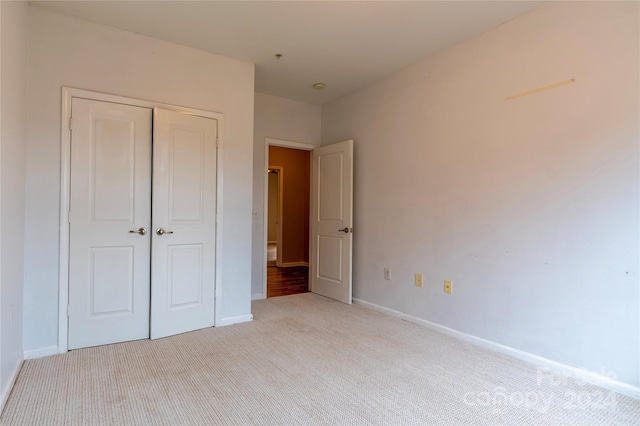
(24, 345), (58, 360)
(353, 298), (640, 400)
(280, 261), (309, 267)
(251, 292), (265, 301)
(0, 356), (23, 413)
(218, 314), (253, 327)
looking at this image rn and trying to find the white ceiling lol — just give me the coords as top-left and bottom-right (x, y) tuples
(31, 1), (544, 105)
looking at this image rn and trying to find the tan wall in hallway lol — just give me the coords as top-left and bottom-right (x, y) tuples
(269, 146), (310, 264)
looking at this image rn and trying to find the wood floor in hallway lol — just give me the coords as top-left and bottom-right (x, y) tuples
(267, 265), (309, 298)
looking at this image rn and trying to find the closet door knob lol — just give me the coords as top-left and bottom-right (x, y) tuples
(156, 228), (174, 236)
(129, 227), (147, 235)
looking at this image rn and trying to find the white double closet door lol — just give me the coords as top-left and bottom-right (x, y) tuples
(68, 98), (217, 350)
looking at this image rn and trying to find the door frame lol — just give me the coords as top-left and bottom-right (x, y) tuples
(262, 137), (315, 299)
(58, 87), (225, 354)
(266, 166), (284, 267)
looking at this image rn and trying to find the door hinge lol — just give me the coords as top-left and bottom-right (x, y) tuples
(67, 304), (70, 317)
(68, 210), (72, 224)
(216, 137), (220, 148)
(69, 117), (73, 131)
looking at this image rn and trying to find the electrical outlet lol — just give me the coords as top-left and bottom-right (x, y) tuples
(444, 280), (453, 294)
(415, 273), (423, 287)
(251, 210), (259, 219)
(383, 268), (391, 280)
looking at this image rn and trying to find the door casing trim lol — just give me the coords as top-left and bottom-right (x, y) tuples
(266, 165), (284, 267)
(59, 87), (225, 353)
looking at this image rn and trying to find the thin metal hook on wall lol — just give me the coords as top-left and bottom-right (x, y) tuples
(505, 78), (575, 101)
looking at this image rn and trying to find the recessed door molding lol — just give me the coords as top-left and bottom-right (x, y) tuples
(59, 87), (224, 353)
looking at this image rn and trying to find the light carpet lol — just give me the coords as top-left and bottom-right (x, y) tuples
(1, 293), (639, 425)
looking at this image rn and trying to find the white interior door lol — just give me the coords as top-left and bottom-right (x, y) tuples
(310, 140), (354, 304)
(151, 109), (218, 339)
(68, 98), (152, 350)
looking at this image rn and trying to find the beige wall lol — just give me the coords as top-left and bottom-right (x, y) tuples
(0, 0), (28, 409)
(23, 6), (255, 352)
(252, 93), (321, 298)
(322, 2), (639, 387)
(269, 146), (310, 265)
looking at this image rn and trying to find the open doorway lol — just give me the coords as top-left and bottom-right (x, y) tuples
(264, 139), (313, 298)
